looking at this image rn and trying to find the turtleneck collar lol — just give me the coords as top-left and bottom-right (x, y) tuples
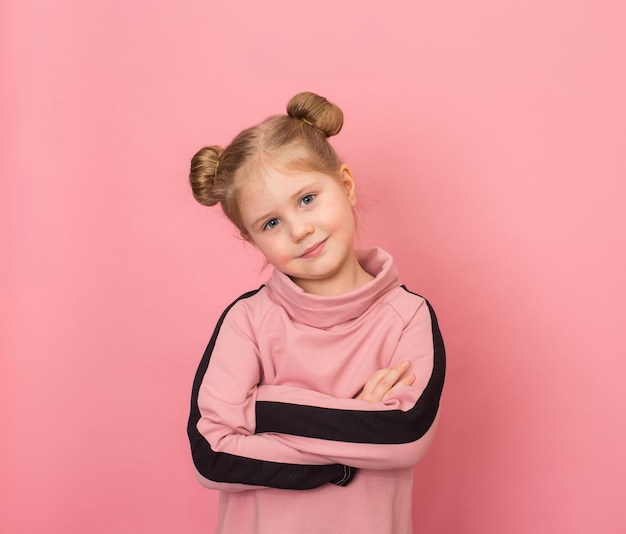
(265, 247), (400, 329)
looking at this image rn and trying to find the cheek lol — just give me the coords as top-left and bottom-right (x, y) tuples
(320, 201), (352, 224)
(255, 236), (287, 260)
(336, 206), (357, 231)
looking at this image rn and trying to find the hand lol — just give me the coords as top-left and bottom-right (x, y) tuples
(355, 361), (415, 403)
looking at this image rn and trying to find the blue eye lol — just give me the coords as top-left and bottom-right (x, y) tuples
(300, 194), (315, 207)
(263, 218), (280, 231)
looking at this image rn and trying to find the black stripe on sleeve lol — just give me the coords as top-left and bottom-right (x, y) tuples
(187, 288), (354, 490)
(255, 291), (445, 444)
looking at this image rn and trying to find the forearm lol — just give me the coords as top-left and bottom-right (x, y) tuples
(261, 414), (440, 470)
(189, 408), (354, 490)
(255, 375), (442, 444)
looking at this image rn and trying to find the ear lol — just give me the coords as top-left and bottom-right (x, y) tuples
(339, 165), (357, 207)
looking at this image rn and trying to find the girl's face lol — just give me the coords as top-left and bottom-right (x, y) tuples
(239, 165), (367, 296)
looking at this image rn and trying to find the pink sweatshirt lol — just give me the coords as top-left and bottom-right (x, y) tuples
(188, 248), (446, 534)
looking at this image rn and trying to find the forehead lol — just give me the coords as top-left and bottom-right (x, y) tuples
(240, 169), (320, 206)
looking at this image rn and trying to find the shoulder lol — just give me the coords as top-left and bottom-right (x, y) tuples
(383, 284), (433, 325)
(214, 285), (275, 330)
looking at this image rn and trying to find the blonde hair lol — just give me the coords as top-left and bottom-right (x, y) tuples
(189, 92), (345, 237)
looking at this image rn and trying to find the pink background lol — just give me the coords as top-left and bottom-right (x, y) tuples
(2, 1), (625, 533)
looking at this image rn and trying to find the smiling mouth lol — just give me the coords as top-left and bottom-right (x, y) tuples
(300, 238), (327, 258)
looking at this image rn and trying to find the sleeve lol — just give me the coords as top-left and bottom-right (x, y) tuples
(187, 289), (355, 491)
(253, 295), (446, 471)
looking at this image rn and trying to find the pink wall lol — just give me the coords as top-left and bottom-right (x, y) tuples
(2, 1), (625, 532)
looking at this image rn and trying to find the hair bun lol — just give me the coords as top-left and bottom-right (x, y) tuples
(189, 145), (224, 206)
(287, 92), (343, 137)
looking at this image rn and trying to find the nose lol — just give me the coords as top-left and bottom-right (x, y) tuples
(290, 218), (314, 242)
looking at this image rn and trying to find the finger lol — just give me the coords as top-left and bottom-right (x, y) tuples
(363, 362), (410, 402)
(371, 361), (410, 396)
(356, 362), (412, 403)
(382, 373), (415, 401)
(356, 368), (391, 402)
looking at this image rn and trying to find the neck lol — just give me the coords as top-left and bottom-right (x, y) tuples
(291, 259), (374, 297)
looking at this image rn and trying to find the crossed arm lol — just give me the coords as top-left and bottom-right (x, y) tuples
(188, 293), (445, 491)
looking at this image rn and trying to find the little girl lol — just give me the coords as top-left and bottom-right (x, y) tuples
(187, 92), (446, 534)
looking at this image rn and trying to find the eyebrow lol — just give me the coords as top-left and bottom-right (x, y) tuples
(250, 181), (319, 229)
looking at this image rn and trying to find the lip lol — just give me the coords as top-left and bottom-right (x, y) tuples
(300, 238), (328, 259)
